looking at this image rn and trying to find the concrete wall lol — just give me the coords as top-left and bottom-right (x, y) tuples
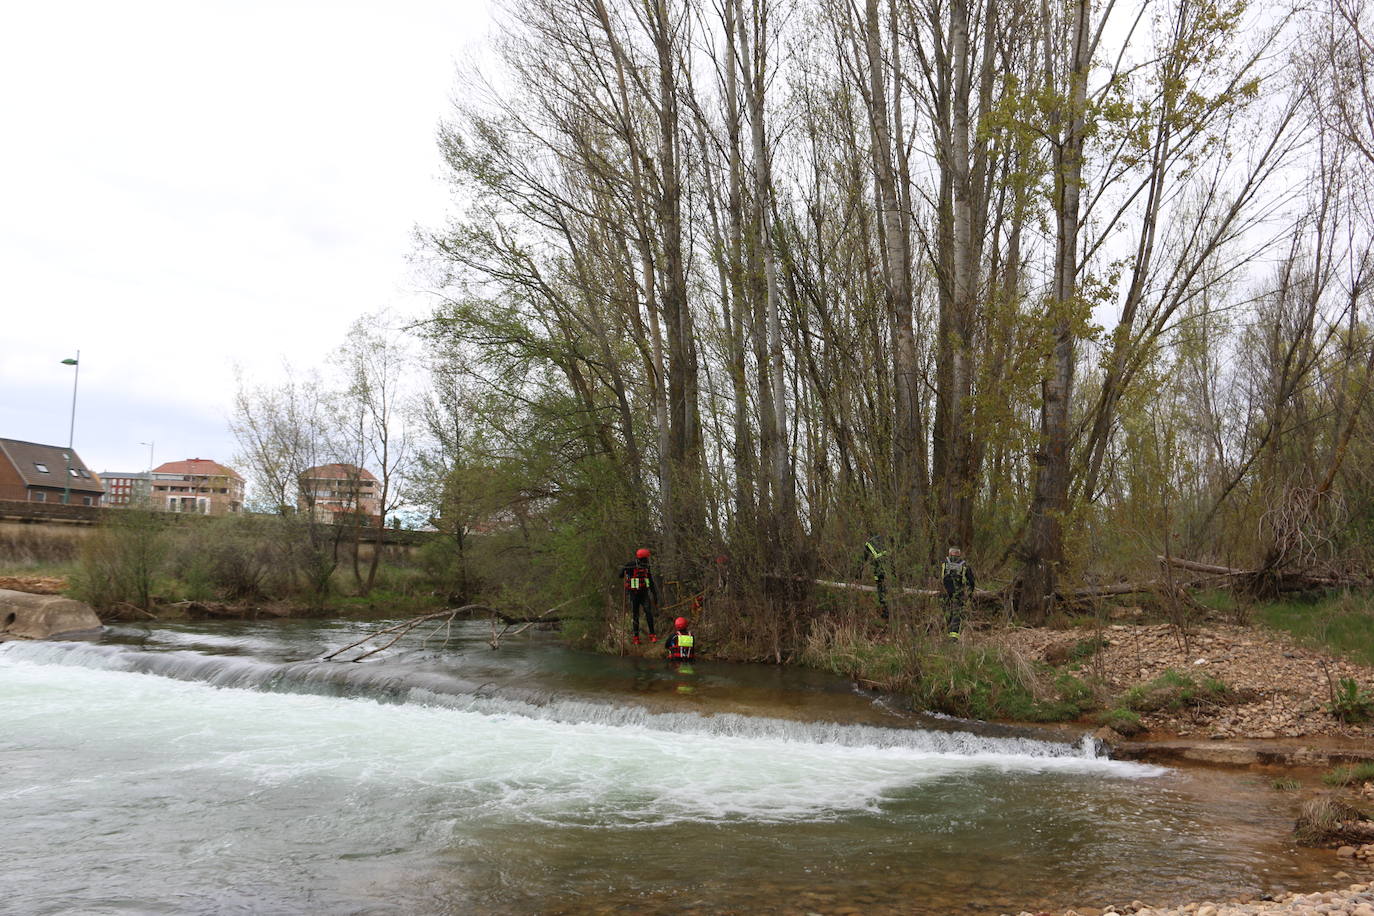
(0, 589), (102, 639)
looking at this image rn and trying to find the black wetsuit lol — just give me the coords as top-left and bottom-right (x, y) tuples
(621, 559), (659, 637)
(941, 558), (975, 633)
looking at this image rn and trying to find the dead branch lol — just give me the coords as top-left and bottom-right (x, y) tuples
(1156, 555), (1248, 576)
(321, 598), (583, 662)
(322, 605), (491, 662)
(487, 595), (579, 649)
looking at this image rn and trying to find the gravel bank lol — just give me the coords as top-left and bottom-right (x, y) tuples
(1006, 882), (1374, 916)
(991, 623), (1374, 740)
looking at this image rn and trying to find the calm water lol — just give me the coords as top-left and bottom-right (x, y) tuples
(0, 619), (1334, 915)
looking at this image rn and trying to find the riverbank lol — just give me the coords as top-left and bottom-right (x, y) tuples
(992, 623), (1374, 742)
(1005, 881), (1374, 916)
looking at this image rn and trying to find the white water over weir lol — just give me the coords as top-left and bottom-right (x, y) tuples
(4, 624), (1324, 914)
(0, 638), (1108, 762)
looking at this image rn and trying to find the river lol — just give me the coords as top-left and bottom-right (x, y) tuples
(0, 619), (1335, 914)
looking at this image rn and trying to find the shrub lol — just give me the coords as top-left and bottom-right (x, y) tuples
(1294, 794), (1371, 846)
(1096, 707), (1144, 736)
(1328, 678), (1374, 724)
(70, 510), (166, 610)
(1271, 777), (1301, 791)
(1068, 637), (1108, 664)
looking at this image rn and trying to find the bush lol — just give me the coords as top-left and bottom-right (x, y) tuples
(71, 511), (166, 610)
(1328, 678), (1374, 724)
(1294, 794), (1373, 847)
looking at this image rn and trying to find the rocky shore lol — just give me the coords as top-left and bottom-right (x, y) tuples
(1006, 883), (1374, 916)
(994, 623), (1374, 741)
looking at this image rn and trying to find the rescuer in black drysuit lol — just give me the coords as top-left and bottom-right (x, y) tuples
(941, 546), (976, 638)
(621, 547), (660, 644)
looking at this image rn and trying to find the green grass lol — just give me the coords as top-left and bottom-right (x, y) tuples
(0, 559), (80, 579)
(911, 647), (1096, 723)
(1120, 668), (1232, 713)
(1095, 706), (1144, 736)
(800, 623), (1095, 722)
(1323, 762), (1374, 787)
(1271, 777), (1301, 791)
(1255, 591), (1374, 666)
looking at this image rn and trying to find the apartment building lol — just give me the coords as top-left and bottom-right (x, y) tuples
(298, 463), (381, 525)
(145, 458), (245, 515)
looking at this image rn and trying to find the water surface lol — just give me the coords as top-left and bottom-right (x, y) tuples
(0, 619), (1332, 914)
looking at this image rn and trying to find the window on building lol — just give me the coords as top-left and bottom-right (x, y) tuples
(34, 463), (49, 473)
(33, 492), (46, 502)
(69, 468), (79, 477)
(82, 496), (93, 506)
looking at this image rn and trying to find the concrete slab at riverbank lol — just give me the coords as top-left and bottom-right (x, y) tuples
(0, 588), (102, 640)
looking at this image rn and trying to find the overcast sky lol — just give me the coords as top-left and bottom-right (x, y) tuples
(0, 1), (489, 476)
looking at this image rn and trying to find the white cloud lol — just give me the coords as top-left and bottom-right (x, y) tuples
(0, 0), (487, 473)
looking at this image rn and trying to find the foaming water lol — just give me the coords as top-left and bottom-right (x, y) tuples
(0, 638), (1117, 763)
(0, 624), (1330, 914)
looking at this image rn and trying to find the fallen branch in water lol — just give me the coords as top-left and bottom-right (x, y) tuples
(321, 600), (577, 662)
(322, 607), (479, 662)
(487, 596), (578, 649)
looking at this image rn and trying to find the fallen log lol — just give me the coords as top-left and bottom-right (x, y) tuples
(811, 578), (1000, 601)
(1159, 556), (1367, 592)
(814, 576), (1181, 604)
(1157, 556), (1247, 577)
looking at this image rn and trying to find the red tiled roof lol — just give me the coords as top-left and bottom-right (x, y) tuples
(153, 458), (243, 480)
(301, 463), (379, 482)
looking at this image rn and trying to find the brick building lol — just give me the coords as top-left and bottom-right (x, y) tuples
(146, 458), (245, 515)
(100, 471), (150, 507)
(299, 463), (381, 525)
(0, 438), (105, 505)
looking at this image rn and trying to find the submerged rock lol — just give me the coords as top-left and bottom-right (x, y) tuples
(0, 588), (102, 640)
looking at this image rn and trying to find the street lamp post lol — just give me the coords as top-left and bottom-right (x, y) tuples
(139, 440), (154, 506)
(61, 352), (79, 505)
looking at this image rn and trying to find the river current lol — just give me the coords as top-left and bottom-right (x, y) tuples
(0, 619), (1332, 914)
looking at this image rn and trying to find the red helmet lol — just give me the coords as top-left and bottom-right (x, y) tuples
(674, 617), (688, 630)
(636, 548), (651, 559)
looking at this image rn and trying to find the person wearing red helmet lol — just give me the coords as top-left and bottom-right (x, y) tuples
(665, 616), (694, 660)
(620, 547), (659, 644)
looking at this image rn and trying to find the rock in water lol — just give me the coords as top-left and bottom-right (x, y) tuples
(0, 588), (102, 639)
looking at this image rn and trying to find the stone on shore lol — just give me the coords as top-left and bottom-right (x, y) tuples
(0, 588), (102, 639)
